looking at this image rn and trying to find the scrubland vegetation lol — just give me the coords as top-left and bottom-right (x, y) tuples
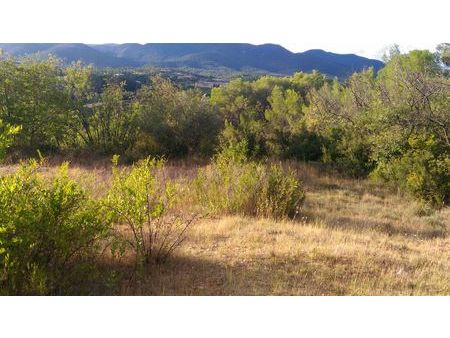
(1, 160), (448, 295)
(0, 45), (449, 295)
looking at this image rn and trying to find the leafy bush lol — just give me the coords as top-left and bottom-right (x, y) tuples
(321, 129), (375, 178)
(0, 57), (72, 152)
(194, 149), (305, 219)
(103, 156), (195, 272)
(0, 161), (111, 295)
(282, 127), (324, 161)
(87, 82), (139, 154)
(372, 136), (450, 206)
(0, 120), (20, 161)
(134, 77), (222, 158)
(256, 164), (306, 219)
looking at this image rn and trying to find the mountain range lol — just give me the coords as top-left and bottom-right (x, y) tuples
(0, 43), (384, 78)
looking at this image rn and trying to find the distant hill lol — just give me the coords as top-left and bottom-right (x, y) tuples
(0, 43), (139, 68)
(0, 43), (384, 78)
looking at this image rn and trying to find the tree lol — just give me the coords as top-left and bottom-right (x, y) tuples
(265, 86), (302, 157)
(87, 81), (138, 154)
(308, 73), (377, 177)
(135, 77), (221, 157)
(436, 43), (450, 68)
(64, 61), (96, 147)
(382, 44), (401, 63)
(0, 56), (72, 152)
(377, 50), (450, 150)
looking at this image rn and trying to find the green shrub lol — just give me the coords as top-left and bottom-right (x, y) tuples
(214, 137), (250, 165)
(283, 127), (324, 161)
(321, 128), (374, 178)
(372, 136), (450, 206)
(134, 77), (222, 158)
(0, 161), (111, 295)
(103, 156), (195, 272)
(194, 150), (305, 219)
(0, 120), (20, 161)
(194, 159), (259, 216)
(256, 164), (306, 219)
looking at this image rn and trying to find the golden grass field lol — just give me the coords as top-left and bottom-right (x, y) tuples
(1, 161), (449, 295)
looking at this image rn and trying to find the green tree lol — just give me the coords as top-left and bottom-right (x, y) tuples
(436, 43), (450, 67)
(64, 61), (96, 148)
(0, 56), (71, 152)
(265, 86), (302, 157)
(87, 81), (138, 154)
(308, 69), (377, 176)
(135, 77), (221, 157)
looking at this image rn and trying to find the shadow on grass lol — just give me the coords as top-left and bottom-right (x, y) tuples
(116, 253), (369, 296)
(301, 210), (447, 239)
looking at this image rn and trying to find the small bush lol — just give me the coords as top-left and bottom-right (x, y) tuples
(194, 150), (305, 219)
(103, 156), (196, 273)
(256, 164), (306, 219)
(0, 161), (111, 295)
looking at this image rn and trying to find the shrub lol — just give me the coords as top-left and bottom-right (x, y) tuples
(194, 157), (260, 216)
(103, 156), (196, 273)
(0, 120), (21, 161)
(87, 82), (138, 155)
(321, 128), (375, 178)
(256, 164), (306, 219)
(0, 161), (111, 295)
(372, 136), (450, 206)
(283, 127), (324, 161)
(194, 149), (305, 219)
(134, 77), (222, 158)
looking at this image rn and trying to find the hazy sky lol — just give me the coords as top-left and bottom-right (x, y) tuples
(1, 0), (448, 60)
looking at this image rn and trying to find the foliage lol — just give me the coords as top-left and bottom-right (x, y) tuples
(0, 56), (72, 152)
(256, 164), (306, 219)
(372, 136), (450, 206)
(436, 43), (450, 68)
(211, 73), (329, 160)
(134, 77), (222, 158)
(87, 82), (138, 154)
(0, 50), (448, 207)
(319, 127), (375, 177)
(194, 147), (305, 219)
(103, 156), (195, 271)
(308, 69), (378, 176)
(0, 119), (21, 160)
(0, 161), (111, 295)
(308, 50), (449, 202)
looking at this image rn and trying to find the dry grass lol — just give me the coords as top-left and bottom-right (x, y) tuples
(1, 160), (449, 295)
(135, 215), (449, 295)
(132, 163), (449, 295)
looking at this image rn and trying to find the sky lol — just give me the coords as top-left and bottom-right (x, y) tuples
(0, 0), (448, 60)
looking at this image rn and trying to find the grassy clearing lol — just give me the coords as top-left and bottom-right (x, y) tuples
(140, 216), (449, 295)
(1, 161), (448, 295)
